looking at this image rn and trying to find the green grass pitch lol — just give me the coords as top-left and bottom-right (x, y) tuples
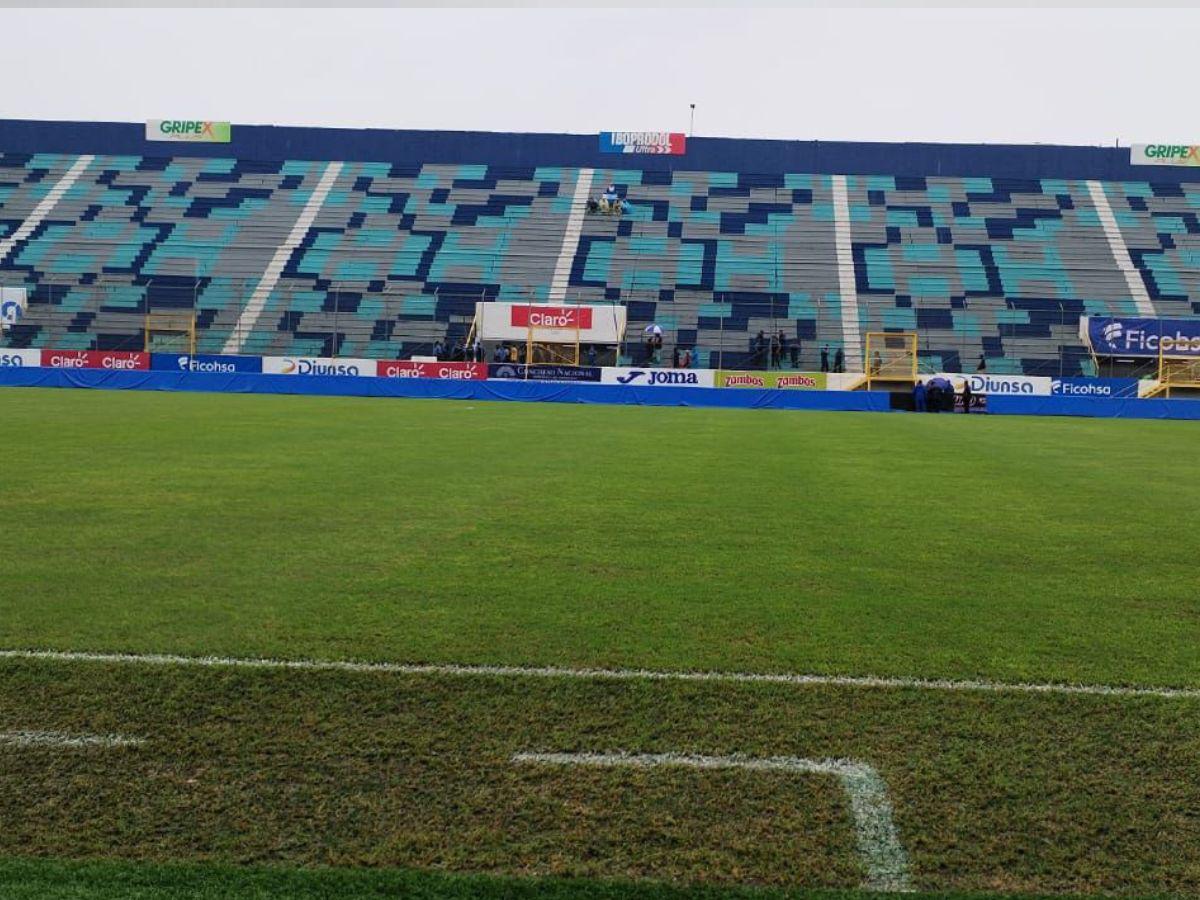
(1, 387), (1198, 899)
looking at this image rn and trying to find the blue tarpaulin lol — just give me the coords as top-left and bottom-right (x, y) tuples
(987, 395), (1200, 420)
(0, 367), (894, 413)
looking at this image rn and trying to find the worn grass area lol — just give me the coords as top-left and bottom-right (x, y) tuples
(1, 387), (1198, 688)
(2, 659), (1199, 896)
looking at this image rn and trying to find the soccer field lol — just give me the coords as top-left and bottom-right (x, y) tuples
(2, 388), (1198, 899)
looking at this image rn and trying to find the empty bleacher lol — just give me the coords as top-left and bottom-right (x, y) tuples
(3, 121), (1199, 375)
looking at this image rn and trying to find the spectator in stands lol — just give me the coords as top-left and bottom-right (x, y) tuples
(913, 379), (927, 412)
(600, 184), (622, 215)
(960, 376), (973, 414)
(493, 344), (505, 363)
(977, 355), (987, 372)
(833, 347), (845, 373)
(788, 334), (799, 369)
(433, 339), (445, 361)
(820, 345), (830, 373)
(672, 344), (681, 368)
(871, 350), (883, 375)
(587, 344), (597, 366)
(753, 330), (766, 368)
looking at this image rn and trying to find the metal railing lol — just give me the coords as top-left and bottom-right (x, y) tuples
(2, 276), (1195, 378)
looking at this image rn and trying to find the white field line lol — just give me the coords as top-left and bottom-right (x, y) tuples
(0, 729), (143, 748)
(513, 751), (912, 893)
(1, 649), (1197, 700)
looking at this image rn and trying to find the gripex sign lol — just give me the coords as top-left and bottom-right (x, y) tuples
(601, 367), (715, 388)
(1084, 316), (1200, 358)
(262, 356), (376, 377)
(146, 120), (232, 143)
(1131, 144), (1200, 167)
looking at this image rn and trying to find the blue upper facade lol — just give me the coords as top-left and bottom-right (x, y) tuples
(0, 118), (1196, 183)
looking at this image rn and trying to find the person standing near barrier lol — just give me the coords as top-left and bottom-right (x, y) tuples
(913, 379), (927, 412)
(833, 347), (845, 373)
(820, 345), (830, 372)
(961, 376), (973, 413)
(927, 378), (942, 412)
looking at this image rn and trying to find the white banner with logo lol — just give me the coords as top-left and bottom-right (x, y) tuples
(476, 302), (626, 344)
(1130, 144), (1200, 167)
(0, 348), (40, 367)
(600, 367), (715, 388)
(931, 372), (1052, 396)
(262, 356), (377, 377)
(1, 287), (28, 330)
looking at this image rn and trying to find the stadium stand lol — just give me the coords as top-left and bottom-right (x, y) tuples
(2, 120), (1199, 374)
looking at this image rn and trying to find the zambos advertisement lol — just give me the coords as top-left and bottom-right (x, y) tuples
(716, 371), (828, 389)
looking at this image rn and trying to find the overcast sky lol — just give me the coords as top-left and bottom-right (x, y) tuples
(3, 8), (1194, 147)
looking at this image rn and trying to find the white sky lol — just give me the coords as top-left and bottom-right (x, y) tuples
(3, 7), (1196, 147)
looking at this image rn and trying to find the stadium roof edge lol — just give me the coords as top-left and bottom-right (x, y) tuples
(0, 118), (1196, 182)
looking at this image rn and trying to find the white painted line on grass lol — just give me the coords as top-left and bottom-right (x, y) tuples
(1, 648), (1197, 700)
(0, 730), (143, 748)
(513, 751), (913, 893)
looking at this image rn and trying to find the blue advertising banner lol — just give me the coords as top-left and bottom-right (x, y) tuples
(151, 353), (263, 374)
(1086, 317), (1200, 357)
(599, 131), (686, 155)
(488, 363), (601, 382)
(1050, 377), (1139, 398)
